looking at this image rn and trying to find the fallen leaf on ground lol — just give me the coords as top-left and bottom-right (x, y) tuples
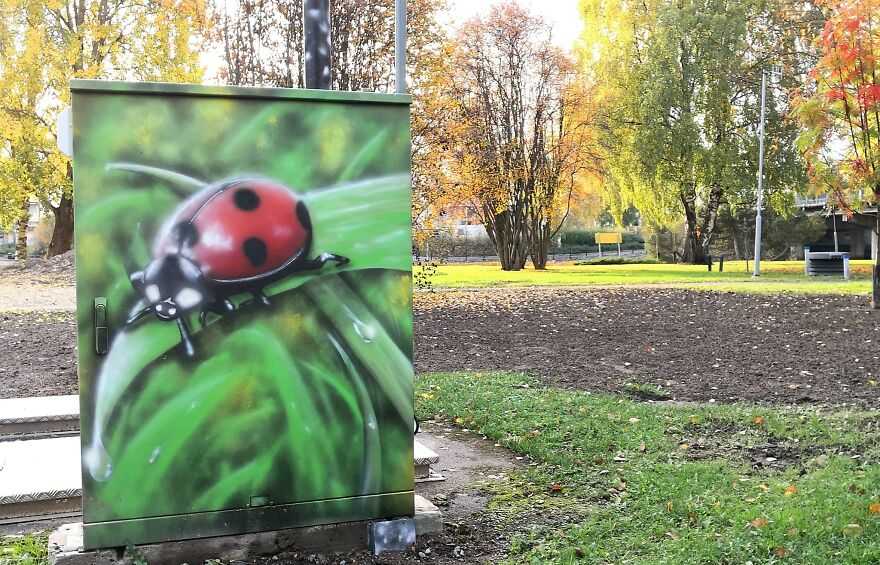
(869, 502), (880, 515)
(750, 517), (769, 528)
(843, 523), (863, 536)
(784, 485), (798, 496)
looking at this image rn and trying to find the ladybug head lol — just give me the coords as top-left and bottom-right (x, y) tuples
(130, 254), (209, 321)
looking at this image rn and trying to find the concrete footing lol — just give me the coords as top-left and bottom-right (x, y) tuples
(48, 496), (441, 565)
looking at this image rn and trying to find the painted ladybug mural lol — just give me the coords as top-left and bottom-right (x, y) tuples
(120, 167), (349, 357)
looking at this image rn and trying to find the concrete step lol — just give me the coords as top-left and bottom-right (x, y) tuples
(413, 439), (441, 480)
(0, 395), (80, 440)
(0, 436), (82, 524)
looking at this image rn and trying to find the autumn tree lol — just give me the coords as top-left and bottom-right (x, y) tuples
(527, 78), (597, 268)
(211, 0), (445, 92)
(794, 0), (880, 307)
(580, 0), (809, 264)
(439, 3), (593, 271)
(0, 0), (206, 257)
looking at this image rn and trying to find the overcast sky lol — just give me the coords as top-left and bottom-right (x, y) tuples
(444, 0), (584, 52)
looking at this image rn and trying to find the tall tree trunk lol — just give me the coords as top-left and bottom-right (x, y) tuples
(872, 211), (879, 310)
(487, 209), (529, 271)
(15, 200), (28, 261)
(680, 192), (706, 264)
(529, 220), (550, 270)
(731, 222), (742, 259)
(698, 184), (723, 260)
(48, 193), (74, 256)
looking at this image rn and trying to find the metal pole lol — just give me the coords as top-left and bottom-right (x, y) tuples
(753, 69), (767, 277)
(832, 211), (839, 252)
(304, 0), (331, 90)
(395, 0), (407, 94)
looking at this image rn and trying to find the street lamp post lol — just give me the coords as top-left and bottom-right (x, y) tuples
(753, 69), (768, 277)
(303, 0), (331, 90)
(395, 0), (407, 94)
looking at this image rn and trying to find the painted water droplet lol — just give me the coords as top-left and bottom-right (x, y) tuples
(352, 320), (376, 343)
(148, 447), (161, 464)
(84, 441), (113, 482)
(367, 418), (378, 430)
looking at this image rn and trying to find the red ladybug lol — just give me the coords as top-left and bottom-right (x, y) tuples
(125, 172), (349, 357)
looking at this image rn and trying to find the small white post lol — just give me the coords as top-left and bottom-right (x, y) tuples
(843, 255), (850, 280)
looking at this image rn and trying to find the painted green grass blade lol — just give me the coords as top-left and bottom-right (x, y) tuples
(304, 277), (413, 424)
(338, 128), (390, 182)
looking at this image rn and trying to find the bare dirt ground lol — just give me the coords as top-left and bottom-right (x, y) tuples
(0, 256), (75, 312)
(3, 264), (880, 407)
(1, 256), (78, 398)
(414, 287), (880, 407)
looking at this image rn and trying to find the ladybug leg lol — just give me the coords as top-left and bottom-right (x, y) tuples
(303, 252), (350, 271)
(252, 289), (271, 306)
(199, 299), (236, 327)
(129, 270), (145, 291)
(176, 317), (195, 357)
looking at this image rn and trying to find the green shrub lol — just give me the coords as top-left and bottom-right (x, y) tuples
(575, 256), (660, 265)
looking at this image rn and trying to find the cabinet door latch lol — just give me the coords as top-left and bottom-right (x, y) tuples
(94, 297), (108, 355)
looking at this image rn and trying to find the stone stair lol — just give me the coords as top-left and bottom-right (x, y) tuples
(0, 395), (80, 440)
(0, 436), (82, 524)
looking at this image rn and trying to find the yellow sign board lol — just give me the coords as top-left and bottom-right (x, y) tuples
(595, 232), (623, 244)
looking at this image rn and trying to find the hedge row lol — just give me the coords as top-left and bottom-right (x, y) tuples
(560, 230), (644, 246)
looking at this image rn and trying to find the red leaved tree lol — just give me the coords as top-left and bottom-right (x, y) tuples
(795, 0), (880, 307)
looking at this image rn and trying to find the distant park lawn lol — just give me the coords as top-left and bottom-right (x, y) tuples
(429, 260), (874, 295)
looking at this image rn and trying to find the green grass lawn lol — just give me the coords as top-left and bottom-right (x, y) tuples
(0, 533), (47, 565)
(417, 372), (880, 564)
(427, 260), (875, 296)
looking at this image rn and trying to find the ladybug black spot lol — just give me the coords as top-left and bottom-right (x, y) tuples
(234, 188), (261, 211)
(243, 237), (268, 267)
(296, 200), (312, 231)
(173, 222), (199, 247)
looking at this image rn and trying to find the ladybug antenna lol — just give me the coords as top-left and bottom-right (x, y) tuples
(106, 163), (207, 196)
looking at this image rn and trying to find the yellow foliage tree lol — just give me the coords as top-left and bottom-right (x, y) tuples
(438, 3), (599, 270)
(0, 0), (206, 257)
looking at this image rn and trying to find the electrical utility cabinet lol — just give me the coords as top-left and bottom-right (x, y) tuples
(71, 80), (414, 549)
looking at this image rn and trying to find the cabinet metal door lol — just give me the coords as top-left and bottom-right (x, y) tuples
(72, 80), (414, 549)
